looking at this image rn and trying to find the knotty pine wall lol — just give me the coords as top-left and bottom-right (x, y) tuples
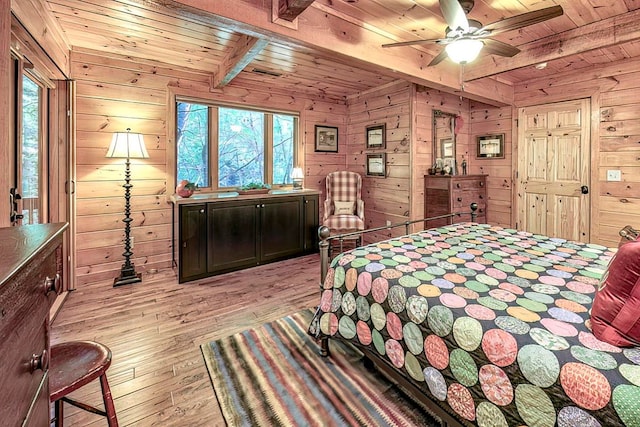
(513, 55), (640, 248)
(72, 48), (346, 286)
(344, 81), (477, 243)
(469, 104), (514, 227)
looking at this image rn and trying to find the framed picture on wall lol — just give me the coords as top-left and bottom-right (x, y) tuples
(476, 134), (505, 159)
(315, 125), (338, 152)
(366, 153), (386, 177)
(366, 123), (386, 149)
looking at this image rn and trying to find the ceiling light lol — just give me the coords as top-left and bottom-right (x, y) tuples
(535, 62), (548, 70)
(445, 38), (483, 64)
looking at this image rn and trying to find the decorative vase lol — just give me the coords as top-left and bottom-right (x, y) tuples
(176, 180), (194, 198)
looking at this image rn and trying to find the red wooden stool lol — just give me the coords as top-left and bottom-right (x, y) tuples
(49, 341), (118, 427)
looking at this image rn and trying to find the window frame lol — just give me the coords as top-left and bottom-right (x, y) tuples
(175, 97), (300, 193)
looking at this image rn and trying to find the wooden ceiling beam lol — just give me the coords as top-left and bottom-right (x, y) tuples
(278, 0), (315, 22)
(212, 34), (268, 88)
(464, 9), (640, 81)
(141, 0), (513, 106)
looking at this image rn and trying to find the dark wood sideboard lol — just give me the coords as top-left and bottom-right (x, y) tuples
(172, 191), (319, 283)
(424, 174), (487, 228)
(0, 223), (67, 427)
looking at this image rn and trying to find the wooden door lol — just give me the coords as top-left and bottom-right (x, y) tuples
(179, 204), (207, 282)
(516, 99), (591, 241)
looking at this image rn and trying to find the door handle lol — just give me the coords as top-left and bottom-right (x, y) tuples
(581, 185), (589, 194)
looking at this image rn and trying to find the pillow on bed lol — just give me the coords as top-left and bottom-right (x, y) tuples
(591, 240), (640, 347)
(334, 201), (355, 215)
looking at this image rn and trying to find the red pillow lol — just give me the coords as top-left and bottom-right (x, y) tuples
(591, 240), (640, 347)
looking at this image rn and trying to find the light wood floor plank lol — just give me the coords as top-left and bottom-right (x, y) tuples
(51, 254), (321, 426)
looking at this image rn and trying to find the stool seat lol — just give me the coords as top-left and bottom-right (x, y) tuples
(50, 340), (118, 426)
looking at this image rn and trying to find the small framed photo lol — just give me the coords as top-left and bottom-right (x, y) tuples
(366, 153), (386, 177)
(477, 134), (505, 159)
(366, 123), (386, 149)
(315, 125), (338, 152)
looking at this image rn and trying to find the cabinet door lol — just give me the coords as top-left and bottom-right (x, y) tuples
(208, 201), (259, 273)
(303, 194), (319, 253)
(260, 197), (302, 262)
(179, 204), (207, 282)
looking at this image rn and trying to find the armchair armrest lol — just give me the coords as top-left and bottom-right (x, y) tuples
(356, 199), (365, 221)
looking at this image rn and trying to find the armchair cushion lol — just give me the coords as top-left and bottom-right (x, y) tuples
(334, 201), (355, 215)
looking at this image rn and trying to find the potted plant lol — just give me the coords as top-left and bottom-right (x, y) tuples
(176, 180), (198, 198)
(238, 182), (271, 195)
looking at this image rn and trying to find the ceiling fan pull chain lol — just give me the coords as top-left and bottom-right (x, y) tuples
(459, 64), (465, 98)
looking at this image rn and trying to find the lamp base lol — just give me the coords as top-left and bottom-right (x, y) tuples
(113, 265), (142, 287)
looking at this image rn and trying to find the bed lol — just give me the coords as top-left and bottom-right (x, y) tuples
(308, 211), (640, 427)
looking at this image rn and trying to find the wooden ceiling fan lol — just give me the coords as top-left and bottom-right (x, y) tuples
(382, 0), (563, 66)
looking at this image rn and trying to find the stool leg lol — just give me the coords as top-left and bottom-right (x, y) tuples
(54, 398), (64, 427)
(99, 374), (118, 427)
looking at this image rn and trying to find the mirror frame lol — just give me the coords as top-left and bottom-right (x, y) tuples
(432, 109), (457, 174)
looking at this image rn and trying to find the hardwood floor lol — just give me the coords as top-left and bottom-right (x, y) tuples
(50, 255), (321, 426)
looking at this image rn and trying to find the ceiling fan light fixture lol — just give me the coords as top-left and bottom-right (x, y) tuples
(445, 38), (483, 64)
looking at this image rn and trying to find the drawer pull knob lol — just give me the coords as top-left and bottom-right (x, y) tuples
(43, 274), (61, 296)
(456, 183), (461, 188)
(479, 182), (484, 187)
(30, 349), (48, 373)
(457, 197), (462, 202)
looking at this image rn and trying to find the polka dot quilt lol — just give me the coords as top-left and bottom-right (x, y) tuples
(309, 223), (640, 426)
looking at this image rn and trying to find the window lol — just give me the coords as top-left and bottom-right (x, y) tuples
(176, 101), (298, 190)
(21, 74), (42, 224)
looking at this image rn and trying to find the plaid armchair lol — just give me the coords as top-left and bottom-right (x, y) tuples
(322, 171), (365, 238)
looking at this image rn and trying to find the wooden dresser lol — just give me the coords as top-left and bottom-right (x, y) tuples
(424, 174), (487, 228)
(0, 223), (67, 427)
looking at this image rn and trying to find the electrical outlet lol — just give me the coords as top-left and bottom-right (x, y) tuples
(130, 236), (134, 249)
(386, 220), (392, 227)
(607, 170), (621, 181)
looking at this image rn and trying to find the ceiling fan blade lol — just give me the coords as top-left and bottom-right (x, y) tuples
(480, 5), (563, 35)
(382, 38), (442, 48)
(428, 49), (449, 66)
(439, 0), (469, 32)
(482, 39), (520, 57)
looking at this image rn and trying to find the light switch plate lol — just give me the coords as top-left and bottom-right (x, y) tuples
(607, 170), (621, 181)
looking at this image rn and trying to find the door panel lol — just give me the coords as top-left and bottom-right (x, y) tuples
(517, 99), (590, 241)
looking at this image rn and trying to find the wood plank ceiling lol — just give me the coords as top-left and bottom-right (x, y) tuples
(43, 0), (640, 103)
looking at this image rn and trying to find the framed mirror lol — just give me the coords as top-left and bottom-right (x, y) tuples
(432, 109), (457, 175)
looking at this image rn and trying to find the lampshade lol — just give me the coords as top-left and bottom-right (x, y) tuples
(445, 39), (484, 64)
(291, 167), (304, 179)
(292, 167), (304, 189)
(106, 129), (149, 159)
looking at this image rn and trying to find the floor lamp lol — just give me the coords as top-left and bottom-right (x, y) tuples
(106, 129), (149, 287)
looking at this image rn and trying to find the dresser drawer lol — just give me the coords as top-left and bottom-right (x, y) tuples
(451, 190), (486, 210)
(0, 319), (49, 427)
(0, 250), (57, 343)
(452, 178), (486, 191)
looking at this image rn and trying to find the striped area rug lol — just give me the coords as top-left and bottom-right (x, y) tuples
(201, 309), (441, 427)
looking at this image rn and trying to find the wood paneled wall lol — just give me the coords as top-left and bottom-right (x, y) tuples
(72, 48), (346, 286)
(345, 81), (412, 243)
(469, 104), (513, 227)
(514, 55), (640, 247)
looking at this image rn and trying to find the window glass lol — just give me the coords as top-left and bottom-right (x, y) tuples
(218, 107), (264, 187)
(177, 102), (209, 187)
(175, 101), (297, 190)
(21, 75), (40, 224)
(272, 114), (295, 185)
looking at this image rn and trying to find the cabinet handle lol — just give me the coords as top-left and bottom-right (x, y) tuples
(479, 181), (484, 187)
(30, 349), (48, 373)
(456, 183), (461, 188)
(261, 204), (265, 208)
(256, 204), (260, 208)
(199, 209), (205, 213)
(479, 195), (483, 199)
(43, 274), (61, 296)
(457, 197), (462, 202)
